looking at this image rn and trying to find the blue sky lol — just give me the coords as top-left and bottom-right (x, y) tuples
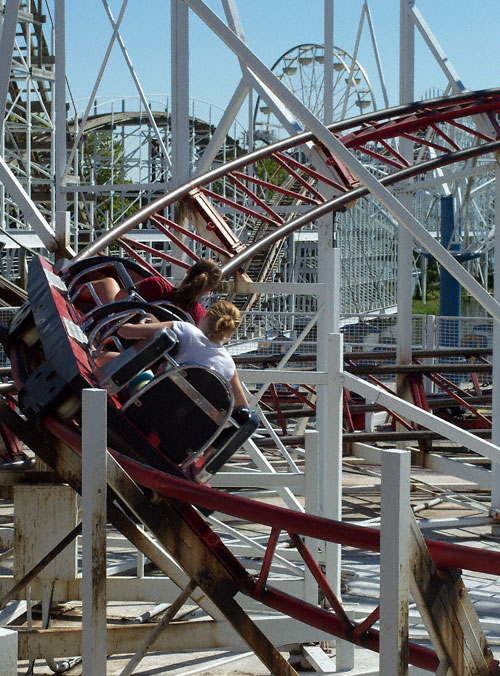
(64, 1), (500, 122)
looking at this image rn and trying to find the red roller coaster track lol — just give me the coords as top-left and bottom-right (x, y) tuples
(72, 88), (500, 282)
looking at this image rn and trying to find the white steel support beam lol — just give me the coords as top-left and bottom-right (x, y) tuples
(491, 162), (500, 512)
(343, 370), (500, 463)
(316, 225), (341, 594)
(82, 389), (108, 675)
(323, 0), (334, 125)
(365, 1), (389, 109)
(0, 0), (20, 133)
(398, 0), (415, 368)
(320, 333), (343, 591)
(221, 0), (302, 138)
(242, 438), (304, 513)
(411, 4), (496, 142)
(304, 430), (319, 604)
(0, 156), (57, 252)
(183, 0), (500, 322)
(171, 0), (190, 185)
(340, 2), (366, 120)
(55, 0), (70, 255)
(170, 0), (191, 280)
(399, 0), (414, 106)
(380, 449), (410, 676)
(54, 0), (67, 215)
(410, 5), (465, 94)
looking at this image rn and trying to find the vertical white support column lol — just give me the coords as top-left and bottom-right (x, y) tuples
(322, 332), (343, 588)
(380, 448), (411, 676)
(316, 220), (341, 596)
(0, 0), (20, 131)
(170, 0), (190, 185)
(399, 0), (415, 104)
(55, 211), (70, 259)
(316, 222), (343, 676)
(318, 219), (340, 362)
(170, 0), (191, 281)
(136, 525), (145, 578)
(323, 0), (334, 125)
(304, 430), (319, 604)
(0, 628), (17, 675)
(335, 606), (355, 671)
(82, 388), (108, 676)
(54, 0), (68, 252)
(397, 0), (415, 371)
(491, 162), (500, 514)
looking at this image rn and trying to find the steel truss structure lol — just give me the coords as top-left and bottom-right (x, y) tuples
(1, 2), (500, 675)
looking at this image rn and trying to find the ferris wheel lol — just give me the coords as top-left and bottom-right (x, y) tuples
(253, 43), (376, 145)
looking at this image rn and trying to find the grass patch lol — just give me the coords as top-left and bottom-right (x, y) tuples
(412, 290), (439, 315)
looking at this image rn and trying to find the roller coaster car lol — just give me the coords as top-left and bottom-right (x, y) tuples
(59, 254), (196, 324)
(59, 254), (153, 311)
(7, 255), (259, 484)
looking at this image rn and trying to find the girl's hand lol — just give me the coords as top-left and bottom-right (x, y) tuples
(117, 323), (136, 338)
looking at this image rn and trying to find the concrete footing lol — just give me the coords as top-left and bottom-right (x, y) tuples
(0, 627), (18, 675)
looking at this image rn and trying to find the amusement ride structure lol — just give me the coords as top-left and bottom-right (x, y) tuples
(1, 1), (500, 675)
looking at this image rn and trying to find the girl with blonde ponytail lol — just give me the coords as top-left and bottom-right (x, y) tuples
(200, 301), (241, 344)
(117, 300), (247, 406)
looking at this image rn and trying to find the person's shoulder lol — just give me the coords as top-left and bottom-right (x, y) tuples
(138, 275), (174, 298)
(189, 302), (206, 325)
(172, 320), (201, 337)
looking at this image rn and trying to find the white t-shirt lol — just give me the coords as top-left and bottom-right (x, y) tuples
(170, 321), (236, 381)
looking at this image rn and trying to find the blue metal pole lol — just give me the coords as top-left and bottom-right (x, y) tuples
(439, 195), (460, 347)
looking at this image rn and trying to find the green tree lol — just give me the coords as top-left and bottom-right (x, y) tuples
(81, 130), (139, 229)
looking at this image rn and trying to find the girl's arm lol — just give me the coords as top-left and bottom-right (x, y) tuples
(229, 370), (248, 407)
(117, 320), (173, 340)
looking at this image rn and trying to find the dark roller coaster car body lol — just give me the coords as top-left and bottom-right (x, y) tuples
(7, 255), (259, 482)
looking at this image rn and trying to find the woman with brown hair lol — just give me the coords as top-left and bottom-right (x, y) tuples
(132, 259), (222, 326)
(86, 258), (222, 326)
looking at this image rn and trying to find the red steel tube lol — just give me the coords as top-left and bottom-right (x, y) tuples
(45, 416), (500, 576)
(111, 452), (500, 577)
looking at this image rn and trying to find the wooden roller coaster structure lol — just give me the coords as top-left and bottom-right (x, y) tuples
(2, 91), (500, 673)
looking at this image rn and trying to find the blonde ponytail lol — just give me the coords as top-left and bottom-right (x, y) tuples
(204, 301), (241, 343)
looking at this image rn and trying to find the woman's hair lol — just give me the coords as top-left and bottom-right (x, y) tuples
(203, 301), (241, 343)
(174, 259), (222, 310)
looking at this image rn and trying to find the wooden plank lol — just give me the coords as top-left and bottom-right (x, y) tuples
(409, 513), (494, 676)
